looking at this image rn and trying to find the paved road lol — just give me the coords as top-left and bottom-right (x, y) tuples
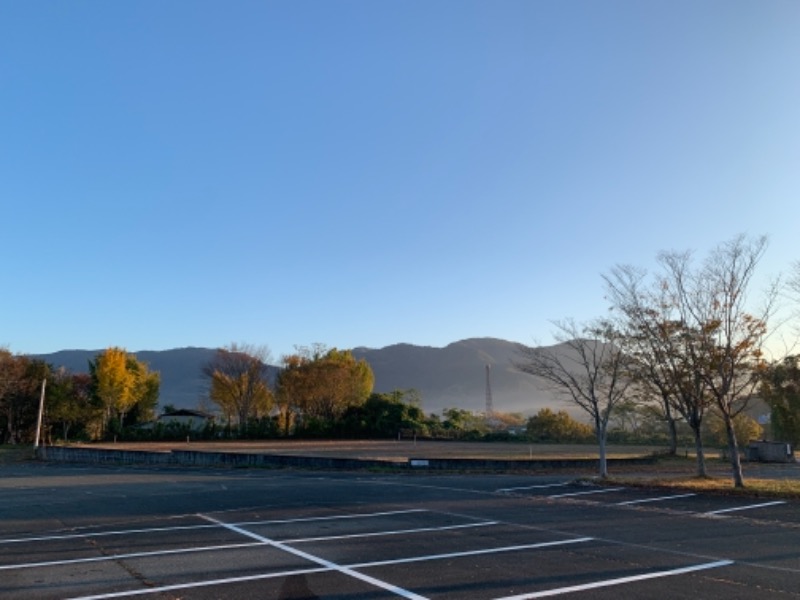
(1, 462), (798, 599)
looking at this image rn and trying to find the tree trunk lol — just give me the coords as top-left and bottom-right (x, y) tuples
(692, 425), (707, 478)
(596, 427), (609, 479)
(664, 401), (678, 456)
(666, 417), (678, 456)
(724, 413), (745, 488)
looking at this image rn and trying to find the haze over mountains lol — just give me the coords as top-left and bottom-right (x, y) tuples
(351, 339), (569, 415)
(35, 338), (572, 416)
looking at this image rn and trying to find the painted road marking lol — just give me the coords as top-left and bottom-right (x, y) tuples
(64, 537), (596, 600)
(494, 560), (734, 599)
(706, 501), (787, 516)
(233, 508), (428, 528)
(0, 542), (264, 571)
(285, 520), (498, 543)
(347, 537), (595, 568)
(0, 521), (498, 571)
(200, 513), (430, 599)
(0, 508), (428, 545)
(0, 523), (220, 545)
(617, 493), (697, 506)
(548, 487), (624, 499)
(496, 483), (570, 493)
(66, 566), (333, 600)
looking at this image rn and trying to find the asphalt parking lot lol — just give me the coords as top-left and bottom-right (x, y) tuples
(1, 462), (798, 599)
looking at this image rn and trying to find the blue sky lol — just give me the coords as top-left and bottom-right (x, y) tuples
(2, 1), (799, 361)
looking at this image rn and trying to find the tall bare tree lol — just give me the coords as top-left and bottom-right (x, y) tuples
(203, 343), (274, 433)
(605, 265), (679, 453)
(516, 319), (633, 478)
(608, 235), (776, 487)
(605, 263), (714, 474)
(676, 235), (777, 487)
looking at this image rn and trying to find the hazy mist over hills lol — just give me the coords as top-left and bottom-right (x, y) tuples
(351, 338), (571, 415)
(35, 338), (573, 417)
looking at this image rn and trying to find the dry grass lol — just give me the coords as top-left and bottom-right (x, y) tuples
(611, 475), (800, 499)
(81, 440), (668, 461)
(607, 454), (800, 499)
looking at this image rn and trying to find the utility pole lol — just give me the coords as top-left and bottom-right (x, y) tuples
(33, 378), (46, 453)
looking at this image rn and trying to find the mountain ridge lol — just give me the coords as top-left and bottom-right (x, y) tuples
(33, 338), (572, 416)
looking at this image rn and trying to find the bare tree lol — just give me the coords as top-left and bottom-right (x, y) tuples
(203, 343), (274, 433)
(674, 235), (777, 488)
(605, 262), (719, 476)
(605, 265), (682, 456)
(516, 319), (634, 478)
(608, 236), (776, 487)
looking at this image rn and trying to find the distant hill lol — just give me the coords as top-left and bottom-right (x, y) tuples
(34, 347), (218, 411)
(34, 338), (574, 417)
(352, 338), (572, 415)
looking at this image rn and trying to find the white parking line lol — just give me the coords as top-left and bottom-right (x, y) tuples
(0, 542), (264, 571)
(64, 536), (595, 599)
(66, 566), (333, 600)
(0, 523), (219, 545)
(234, 508), (427, 528)
(548, 487), (624, 499)
(348, 537), (595, 568)
(1, 521), (499, 571)
(617, 493), (697, 506)
(494, 559), (734, 599)
(496, 483), (570, 493)
(200, 514), (430, 600)
(706, 501), (787, 516)
(285, 520), (497, 543)
(0, 508), (427, 545)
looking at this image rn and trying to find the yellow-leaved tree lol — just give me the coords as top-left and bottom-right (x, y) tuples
(91, 348), (160, 434)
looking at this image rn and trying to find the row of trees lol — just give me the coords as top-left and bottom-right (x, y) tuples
(517, 234), (799, 487)
(202, 343), (375, 436)
(0, 347), (158, 444)
(5, 339), (776, 451)
(0, 341), (581, 444)
(201, 343), (536, 440)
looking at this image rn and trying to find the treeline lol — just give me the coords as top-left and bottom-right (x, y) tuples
(3, 338), (776, 448)
(0, 347), (159, 444)
(133, 394), (529, 442)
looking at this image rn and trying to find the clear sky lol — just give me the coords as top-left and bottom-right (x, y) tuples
(2, 1), (799, 360)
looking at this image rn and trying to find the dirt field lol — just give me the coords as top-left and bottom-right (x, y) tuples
(71, 439), (800, 480)
(5, 439), (800, 481)
(81, 439), (663, 461)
